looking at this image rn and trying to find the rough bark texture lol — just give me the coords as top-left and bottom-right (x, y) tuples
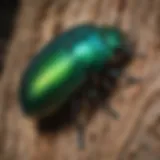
(0, 0), (160, 160)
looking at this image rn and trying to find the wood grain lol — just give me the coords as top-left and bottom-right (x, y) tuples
(0, 0), (160, 160)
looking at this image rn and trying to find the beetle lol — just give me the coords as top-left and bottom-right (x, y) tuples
(19, 24), (138, 148)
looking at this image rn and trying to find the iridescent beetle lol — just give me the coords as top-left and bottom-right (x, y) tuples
(19, 24), (139, 148)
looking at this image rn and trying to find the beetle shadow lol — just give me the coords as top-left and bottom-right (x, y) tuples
(37, 99), (79, 133)
(37, 48), (133, 134)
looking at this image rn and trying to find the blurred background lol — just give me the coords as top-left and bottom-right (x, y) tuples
(0, 0), (18, 74)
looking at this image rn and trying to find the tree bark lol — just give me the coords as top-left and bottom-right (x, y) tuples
(0, 0), (160, 160)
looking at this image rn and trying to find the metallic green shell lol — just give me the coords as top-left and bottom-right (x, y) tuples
(19, 24), (125, 117)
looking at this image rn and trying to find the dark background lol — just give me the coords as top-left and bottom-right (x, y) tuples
(0, 0), (19, 72)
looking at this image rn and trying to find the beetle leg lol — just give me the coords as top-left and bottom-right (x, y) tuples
(75, 114), (86, 149)
(88, 87), (120, 119)
(71, 99), (88, 149)
(108, 69), (142, 85)
(102, 104), (120, 120)
(85, 73), (104, 104)
(124, 76), (142, 85)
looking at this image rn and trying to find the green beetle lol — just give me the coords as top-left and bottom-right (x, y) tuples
(19, 24), (130, 116)
(19, 24), (136, 148)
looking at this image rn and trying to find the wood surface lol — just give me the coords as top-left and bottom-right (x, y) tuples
(0, 0), (160, 160)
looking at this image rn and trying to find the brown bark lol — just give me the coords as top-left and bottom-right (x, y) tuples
(0, 0), (160, 160)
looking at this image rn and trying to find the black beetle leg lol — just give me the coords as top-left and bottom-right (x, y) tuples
(71, 98), (87, 149)
(108, 69), (142, 85)
(75, 115), (86, 149)
(85, 73), (104, 104)
(102, 104), (120, 120)
(87, 81), (119, 119)
(124, 76), (142, 85)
